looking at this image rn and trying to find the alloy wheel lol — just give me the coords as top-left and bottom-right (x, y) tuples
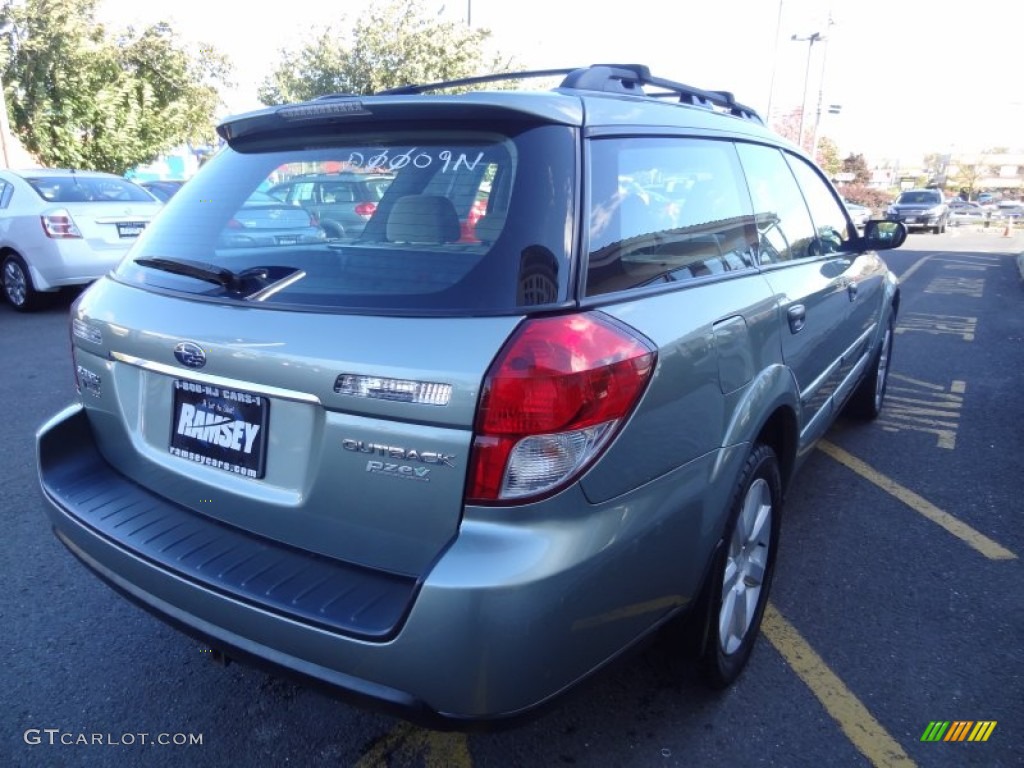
(3, 259), (27, 307)
(719, 477), (773, 655)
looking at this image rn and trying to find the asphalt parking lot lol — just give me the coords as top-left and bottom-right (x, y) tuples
(2, 227), (1021, 767)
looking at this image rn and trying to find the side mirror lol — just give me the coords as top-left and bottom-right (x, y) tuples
(860, 219), (907, 250)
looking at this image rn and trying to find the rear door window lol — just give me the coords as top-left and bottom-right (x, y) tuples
(734, 143), (817, 264)
(785, 154), (854, 252)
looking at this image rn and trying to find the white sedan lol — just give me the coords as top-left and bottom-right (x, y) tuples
(0, 169), (163, 310)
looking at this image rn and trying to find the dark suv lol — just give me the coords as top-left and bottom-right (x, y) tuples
(886, 188), (950, 233)
(268, 172), (393, 238)
(37, 64), (906, 726)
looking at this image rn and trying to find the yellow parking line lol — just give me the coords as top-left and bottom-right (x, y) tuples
(355, 723), (472, 768)
(817, 440), (1016, 560)
(762, 604), (916, 767)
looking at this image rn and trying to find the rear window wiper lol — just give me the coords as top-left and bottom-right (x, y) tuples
(134, 257), (269, 291)
(134, 257), (306, 300)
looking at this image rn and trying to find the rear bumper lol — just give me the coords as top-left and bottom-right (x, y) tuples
(887, 212), (943, 228)
(37, 404), (728, 724)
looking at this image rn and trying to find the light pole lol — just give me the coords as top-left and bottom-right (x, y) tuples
(791, 31), (823, 153)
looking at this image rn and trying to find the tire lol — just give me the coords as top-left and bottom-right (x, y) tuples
(2, 254), (42, 311)
(845, 315), (894, 420)
(321, 220), (345, 239)
(698, 443), (782, 689)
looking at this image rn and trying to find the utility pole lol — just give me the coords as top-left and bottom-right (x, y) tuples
(809, 13), (835, 163)
(792, 31), (823, 152)
(765, 0), (784, 124)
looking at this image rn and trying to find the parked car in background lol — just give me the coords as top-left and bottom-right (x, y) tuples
(948, 199), (986, 226)
(991, 200), (1024, 219)
(0, 169), (163, 310)
(886, 188), (950, 234)
(268, 172), (394, 238)
(37, 64), (905, 725)
(139, 179), (187, 202)
(217, 191), (326, 248)
(841, 198), (871, 229)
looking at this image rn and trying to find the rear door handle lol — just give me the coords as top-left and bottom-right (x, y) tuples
(787, 304), (806, 333)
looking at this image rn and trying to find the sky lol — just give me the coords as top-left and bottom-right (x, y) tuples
(94, 0), (1024, 163)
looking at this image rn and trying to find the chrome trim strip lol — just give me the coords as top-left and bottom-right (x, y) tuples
(110, 352), (322, 405)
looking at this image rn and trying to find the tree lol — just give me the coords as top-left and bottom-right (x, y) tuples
(258, 0), (513, 104)
(949, 162), (989, 199)
(815, 136), (841, 177)
(1, 0), (232, 174)
(841, 153), (871, 185)
(768, 107), (807, 151)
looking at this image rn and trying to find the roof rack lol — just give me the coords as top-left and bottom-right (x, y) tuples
(372, 64), (763, 125)
(376, 68), (579, 96)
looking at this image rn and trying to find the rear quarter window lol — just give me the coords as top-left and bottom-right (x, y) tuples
(585, 137), (758, 297)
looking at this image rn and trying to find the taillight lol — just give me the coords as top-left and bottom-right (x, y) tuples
(354, 202), (377, 217)
(467, 312), (656, 503)
(40, 209), (83, 239)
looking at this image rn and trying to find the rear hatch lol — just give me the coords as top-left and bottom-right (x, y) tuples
(72, 283), (520, 575)
(74, 104), (579, 578)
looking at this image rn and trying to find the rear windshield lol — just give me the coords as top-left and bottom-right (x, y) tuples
(897, 191), (941, 204)
(114, 125), (576, 315)
(27, 176), (154, 203)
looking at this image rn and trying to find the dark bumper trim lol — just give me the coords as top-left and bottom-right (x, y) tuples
(38, 407), (417, 640)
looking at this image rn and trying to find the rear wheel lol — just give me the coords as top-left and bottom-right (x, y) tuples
(320, 220), (345, 239)
(698, 443), (782, 688)
(2, 254), (42, 312)
(846, 315), (894, 420)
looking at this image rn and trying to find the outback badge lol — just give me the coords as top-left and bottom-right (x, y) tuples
(174, 341), (207, 369)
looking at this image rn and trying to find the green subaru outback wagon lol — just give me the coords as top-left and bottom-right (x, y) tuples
(37, 64), (905, 726)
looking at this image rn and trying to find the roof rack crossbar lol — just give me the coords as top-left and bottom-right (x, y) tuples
(560, 64), (762, 123)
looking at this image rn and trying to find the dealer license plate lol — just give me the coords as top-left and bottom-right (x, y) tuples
(169, 380), (269, 478)
(117, 221), (147, 238)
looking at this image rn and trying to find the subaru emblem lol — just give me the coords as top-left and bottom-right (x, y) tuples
(174, 342), (207, 369)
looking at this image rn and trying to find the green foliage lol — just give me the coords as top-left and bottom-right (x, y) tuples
(258, 0), (513, 104)
(949, 162), (989, 199)
(815, 136), (841, 177)
(1, 0), (232, 174)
